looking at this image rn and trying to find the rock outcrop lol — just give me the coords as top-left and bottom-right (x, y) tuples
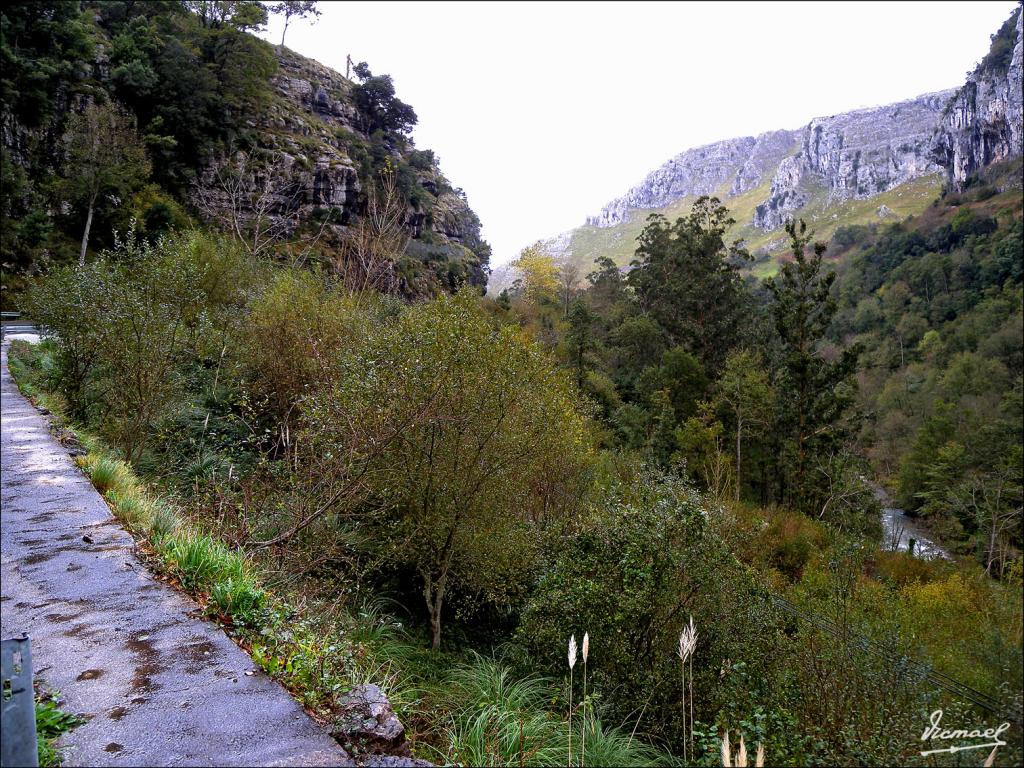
(753, 91), (953, 229)
(932, 5), (1023, 189)
(241, 47), (489, 289)
(729, 129), (801, 195)
(586, 136), (764, 227)
(801, 92), (951, 199)
(752, 154), (810, 230)
(586, 90), (953, 234)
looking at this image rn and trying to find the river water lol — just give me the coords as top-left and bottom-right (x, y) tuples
(870, 481), (951, 560)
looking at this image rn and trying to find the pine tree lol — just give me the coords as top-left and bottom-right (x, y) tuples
(767, 220), (860, 516)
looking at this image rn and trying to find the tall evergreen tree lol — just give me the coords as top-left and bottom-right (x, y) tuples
(566, 298), (596, 389)
(628, 196), (750, 373)
(767, 220), (860, 516)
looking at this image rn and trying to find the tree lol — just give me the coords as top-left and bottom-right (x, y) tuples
(636, 346), (708, 422)
(767, 221), (859, 516)
(336, 165), (408, 296)
(586, 255), (627, 314)
(183, 1), (268, 30)
(628, 196), (750, 373)
(557, 260), (581, 316)
(299, 293), (591, 649)
(62, 101), (150, 265)
(270, 1), (320, 48)
(0, 2), (95, 128)
(192, 149), (331, 260)
(511, 243), (559, 305)
(350, 62), (417, 136)
(566, 298), (596, 389)
(715, 349), (772, 501)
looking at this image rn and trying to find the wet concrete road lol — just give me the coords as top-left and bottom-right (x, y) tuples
(0, 339), (352, 766)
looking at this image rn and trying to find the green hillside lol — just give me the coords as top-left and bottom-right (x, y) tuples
(551, 173), (944, 281)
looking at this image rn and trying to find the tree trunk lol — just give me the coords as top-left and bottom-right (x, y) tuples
(429, 600), (442, 649)
(79, 195), (96, 266)
(735, 416), (743, 502)
(424, 520), (458, 650)
(425, 576), (446, 650)
(280, 18), (289, 48)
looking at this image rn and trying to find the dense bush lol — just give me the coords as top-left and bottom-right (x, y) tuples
(518, 470), (785, 752)
(299, 291), (593, 648)
(23, 229), (252, 459)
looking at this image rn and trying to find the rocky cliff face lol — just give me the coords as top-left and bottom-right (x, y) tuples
(753, 91), (953, 229)
(261, 51), (361, 216)
(932, 5), (1023, 189)
(585, 90), (953, 234)
(497, 6), (1023, 295)
(586, 136), (773, 227)
(247, 48), (490, 289)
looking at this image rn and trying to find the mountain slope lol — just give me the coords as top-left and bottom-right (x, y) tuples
(495, 4), (1022, 291)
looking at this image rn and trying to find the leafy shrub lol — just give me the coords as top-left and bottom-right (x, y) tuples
(209, 577), (266, 626)
(871, 550), (942, 586)
(763, 511), (827, 580)
(35, 694), (85, 768)
(238, 269), (370, 456)
(23, 230), (220, 459)
(517, 469), (781, 750)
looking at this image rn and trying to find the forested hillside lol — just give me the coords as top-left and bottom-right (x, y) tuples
(834, 159), (1022, 565)
(1, 0), (489, 305)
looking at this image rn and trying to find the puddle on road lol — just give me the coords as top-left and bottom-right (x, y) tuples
(131, 663), (162, 693)
(45, 611), (83, 624)
(126, 631), (164, 693)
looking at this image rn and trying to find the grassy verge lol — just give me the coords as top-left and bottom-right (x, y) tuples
(35, 687), (85, 768)
(8, 339), (671, 766)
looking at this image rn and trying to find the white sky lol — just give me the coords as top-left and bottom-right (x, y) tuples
(261, 1), (1020, 266)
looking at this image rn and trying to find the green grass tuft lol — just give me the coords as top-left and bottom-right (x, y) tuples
(434, 654), (670, 767)
(87, 456), (127, 495)
(209, 577), (266, 626)
(35, 693), (85, 768)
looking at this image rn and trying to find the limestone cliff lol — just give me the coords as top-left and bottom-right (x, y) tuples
(931, 4), (1023, 189)
(246, 48), (491, 290)
(753, 91), (953, 229)
(585, 135), (780, 228)
(585, 90), (952, 235)
(519, 6), (1024, 287)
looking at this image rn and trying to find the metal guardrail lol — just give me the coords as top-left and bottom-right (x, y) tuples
(1, 635), (39, 768)
(0, 313), (39, 342)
